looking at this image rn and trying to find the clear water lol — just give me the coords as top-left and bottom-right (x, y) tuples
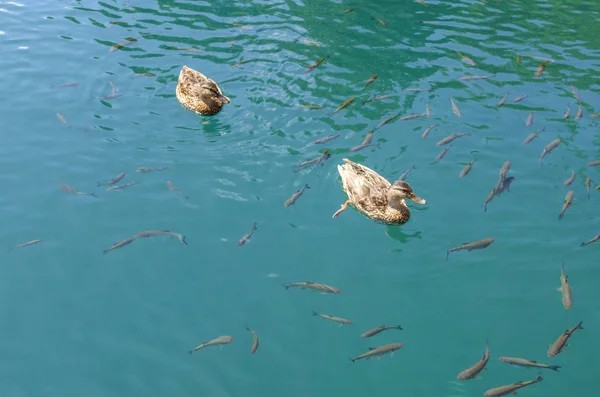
(1, 0), (599, 396)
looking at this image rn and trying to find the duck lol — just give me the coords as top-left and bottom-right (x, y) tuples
(332, 158), (426, 224)
(176, 65), (230, 116)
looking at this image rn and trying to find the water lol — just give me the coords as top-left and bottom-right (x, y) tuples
(1, 0), (599, 395)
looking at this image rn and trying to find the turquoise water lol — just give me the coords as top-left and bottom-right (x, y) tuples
(1, 0), (599, 395)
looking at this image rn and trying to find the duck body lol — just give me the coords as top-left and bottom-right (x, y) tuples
(336, 158), (426, 225)
(176, 65), (230, 116)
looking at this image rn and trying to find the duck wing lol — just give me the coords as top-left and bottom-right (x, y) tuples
(339, 159), (390, 206)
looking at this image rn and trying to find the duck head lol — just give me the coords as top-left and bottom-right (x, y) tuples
(200, 81), (230, 104)
(387, 180), (426, 209)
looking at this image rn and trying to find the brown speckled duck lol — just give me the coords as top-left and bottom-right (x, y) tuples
(176, 65), (230, 116)
(332, 158), (426, 224)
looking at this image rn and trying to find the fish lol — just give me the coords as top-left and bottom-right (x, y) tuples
(108, 37), (138, 52)
(497, 92), (509, 107)
(558, 190), (574, 220)
(587, 160), (600, 167)
(166, 180), (188, 199)
(360, 325), (403, 339)
(446, 238), (495, 259)
(53, 82), (79, 87)
(571, 85), (582, 102)
(435, 145), (452, 161)
(331, 97), (356, 116)
(416, 0), (428, 6)
(421, 124), (438, 139)
(294, 150), (331, 170)
(547, 320), (583, 358)
(450, 97), (461, 117)
(535, 61), (548, 77)
(498, 357), (560, 371)
(312, 311), (352, 325)
(284, 184), (310, 207)
(8, 239), (43, 252)
(496, 161), (511, 190)
(525, 111), (534, 127)
(232, 59), (253, 67)
(459, 159), (477, 178)
(581, 233), (600, 247)
(399, 113), (426, 121)
(591, 113), (600, 118)
(575, 104), (583, 120)
(558, 262), (573, 310)
(134, 72), (154, 78)
(484, 374), (543, 397)
(56, 112), (69, 126)
(298, 38), (321, 47)
(245, 326), (259, 354)
(97, 172), (126, 187)
(362, 95), (392, 104)
(457, 339), (490, 380)
(283, 281), (341, 294)
(364, 74), (379, 89)
(459, 74), (494, 81)
(371, 16), (387, 27)
(312, 133), (340, 144)
(350, 343), (404, 363)
(563, 105), (571, 119)
(106, 181), (139, 192)
(344, 8), (356, 13)
(524, 127), (545, 144)
(540, 138), (561, 163)
(377, 113), (401, 128)
(101, 93), (124, 100)
(404, 88), (430, 92)
(102, 237), (136, 254)
(108, 81), (117, 96)
(133, 230), (188, 245)
(563, 171), (576, 186)
(398, 165), (415, 181)
(425, 103), (431, 117)
(237, 222), (257, 247)
(136, 166), (168, 173)
(349, 141), (379, 153)
(496, 176), (515, 196)
(586, 176), (592, 199)
(455, 51), (476, 66)
(304, 55), (329, 73)
(483, 187), (497, 212)
(436, 132), (471, 146)
(189, 335), (233, 354)
(298, 104), (323, 109)
(511, 94), (528, 103)
(59, 184), (97, 197)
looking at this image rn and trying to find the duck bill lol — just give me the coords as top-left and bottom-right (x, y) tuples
(410, 196), (426, 205)
(217, 94), (231, 104)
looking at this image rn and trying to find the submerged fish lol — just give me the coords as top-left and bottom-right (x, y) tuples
(371, 16), (387, 27)
(344, 8), (356, 13)
(512, 94), (528, 103)
(362, 95), (392, 104)
(134, 230), (187, 245)
(245, 326), (259, 354)
(294, 150), (331, 170)
(405, 88), (430, 92)
(525, 111), (535, 127)
(298, 104), (323, 109)
(364, 74), (379, 89)
(563, 105), (571, 119)
(399, 113), (426, 121)
(535, 61), (548, 77)
(446, 238), (495, 259)
(189, 335), (233, 354)
(575, 104), (583, 120)
(312, 133), (340, 145)
(56, 112), (69, 126)
(349, 129), (379, 152)
(450, 97), (461, 117)
(136, 166), (168, 173)
(571, 85), (582, 102)
(540, 139), (561, 163)
(498, 357), (560, 371)
(284, 184), (310, 207)
(59, 184), (97, 197)
(586, 176), (592, 199)
(457, 339), (490, 380)
(398, 165), (415, 181)
(483, 187), (497, 212)
(558, 190), (574, 220)
(524, 127), (545, 144)
(547, 320), (583, 358)
(232, 59), (253, 67)
(53, 82), (79, 88)
(304, 55), (329, 73)
(237, 222), (257, 246)
(312, 311), (352, 325)
(456, 51), (476, 66)
(102, 237), (135, 254)
(360, 325), (403, 339)
(459, 74), (494, 81)
(106, 181), (139, 192)
(435, 145), (452, 161)
(350, 343), (404, 363)
(497, 92), (509, 107)
(8, 239), (43, 252)
(558, 262), (573, 310)
(587, 160), (600, 167)
(331, 97), (356, 116)
(108, 37), (138, 52)
(421, 124), (438, 139)
(581, 233), (600, 247)
(284, 281), (341, 294)
(459, 159), (477, 178)
(496, 161), (511, 192)
(563, 171), (576, 186)
(425, 103), (431, 117)
(484, 374), (543, 397)
(167, 180), (188, 199)
(377, 113), (401, 128)
(436, 132), (470, 146)
(97, 172), (126, 187)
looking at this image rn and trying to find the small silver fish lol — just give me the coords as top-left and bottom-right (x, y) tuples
(331, 97), (356, 116)
(166, 180), (188, 199)
(189, 335), (233, 354)
(398, 165), (415, 181)
(97, 172), (126, 187)
(484, 375), (543, 397)
(587, 160), (600, 167)
(459, 74), (494, 81)
(8, 239), (43, 252)
(525, 111), (534, 127)
(571, 85), (582, 102)
(283, 281), (341, 294)
(399, 113), (426, 121)
(581, 233), (600, 247)
(59, 184), (97, 197)
(446, 238), (495, 259)
(563, 105), (571, 119)
(563, 171), (576, 186)
(294, 150), (331, 170)
(558, 190), (574, 220)
(421, 124), (438, 139)
(575, 104), (583, 120)
(523, 127), (545, 144)
(134, 230), (187, 245)
(102, 237), (136, 254)
(360, 325), (403, 339)
(585, 176), (592, 199)
(136, 166), (168, 173)
(547, 321), (582, 358)
(450, 97), (461, 117)
(558, 261), (573, 310)
(497, 92), (509, 107)
(540, 138), (561, 163)
(237, 222), (257, 246)
(362, 95), (392, 104)
(350, 130), (379, 152)
(284, 184), (310, 207)
(245, 327), (259, 354)
(350, 343), (404, 363)
(483, 187), (497, 212)
(312, 133), (340, 145)
(106, 181), (139, 192)
(377, 113), (401, 128)
(436, 132), (471, 146)
(511, 94), (528, 103)
(425, 103), (431, 118)
(404, 88), (430, 92)
(312, 311), (352, 325)
(496, 161), (511, 191)
(459, 159), (477, 178)
(498, 357), (560, 371)
(364, 73), (379, 89)
(457, 339), (490, 380)
(435, 145), (452, 161)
